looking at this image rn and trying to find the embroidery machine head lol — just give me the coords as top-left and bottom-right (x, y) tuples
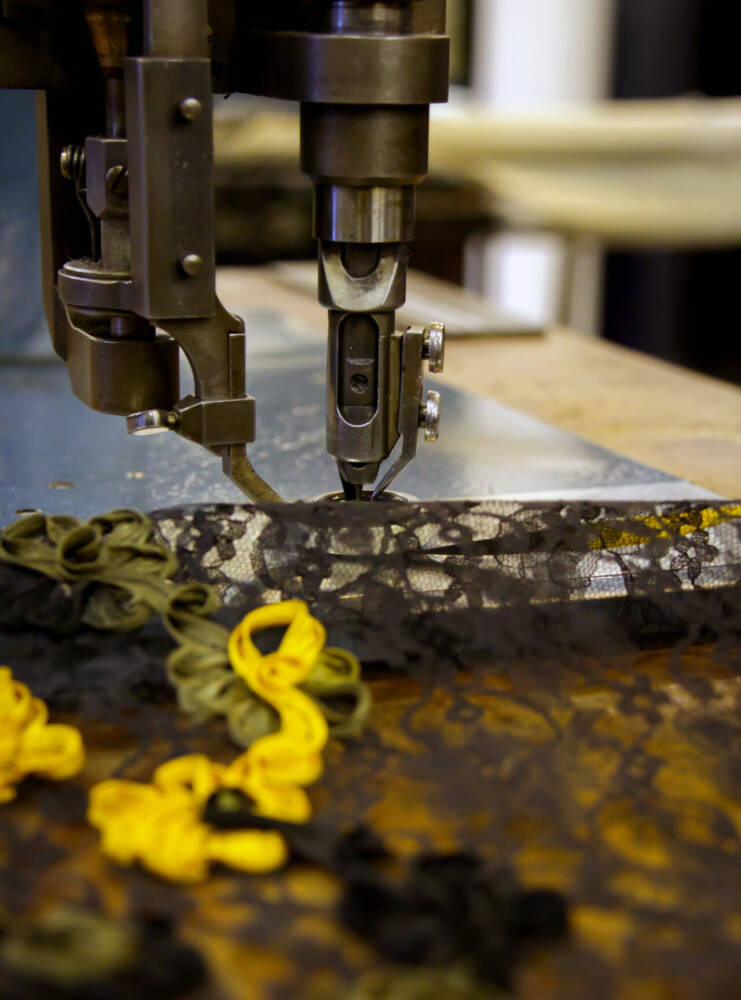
(0, 0), (449, 502)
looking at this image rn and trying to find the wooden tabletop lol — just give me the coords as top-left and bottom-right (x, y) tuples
(442, 326), (741, 500)
(218, 266), (741, 499)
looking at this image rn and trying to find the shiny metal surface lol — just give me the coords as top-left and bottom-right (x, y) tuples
(314, 184), (415, 243)
(420, 388), (441, 442)
(0, 311), (715, 525)
(422, 321), (445, 372)
(329, 1), (412, 35)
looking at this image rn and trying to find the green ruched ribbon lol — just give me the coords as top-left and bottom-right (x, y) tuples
(0, 905), (138, 985)
(0, 509), (370, 748)
(338, 964), (501, 1000)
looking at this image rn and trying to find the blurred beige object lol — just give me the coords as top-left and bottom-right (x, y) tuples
(455, 156), (741, 248)
(429, 98), (741, 159)
(214, 98), (741, 162)
(215, 110), (300, 166)
(214, 98), (741, 246)
(432, 99), (741, 247)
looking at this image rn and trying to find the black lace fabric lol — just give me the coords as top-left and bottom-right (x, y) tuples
(152, 499), (741, 665)
(1, 499), (741, 999)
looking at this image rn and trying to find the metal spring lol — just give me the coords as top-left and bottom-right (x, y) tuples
(59, 144), (86, 185)
(60, 144), (99, 261)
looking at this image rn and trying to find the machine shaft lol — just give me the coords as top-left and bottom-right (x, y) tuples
(299, 0), (447, 498)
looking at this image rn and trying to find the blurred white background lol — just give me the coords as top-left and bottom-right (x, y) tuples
(462, 0), (615, 334)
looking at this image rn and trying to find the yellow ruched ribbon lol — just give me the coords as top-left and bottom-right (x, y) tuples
(88, 600), (336, 882)
(0, 667), (85, 803)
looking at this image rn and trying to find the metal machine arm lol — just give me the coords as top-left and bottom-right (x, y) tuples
(235, 1), (450, 498)
(0, 0), (449, 502)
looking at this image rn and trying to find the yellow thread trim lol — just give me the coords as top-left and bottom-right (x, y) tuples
(591, 504), (741, 551)
(88, 600), (336, 882)
(0, 667), (85, 804)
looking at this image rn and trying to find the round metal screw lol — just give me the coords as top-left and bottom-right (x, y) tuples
(181, 253), (204, 277)
(422, 321), (445, 373)
(350, 373), (369, 392)
(178, 97), (202, 121)
(419, 389), (441, 443)
(105, 164), (128, 194)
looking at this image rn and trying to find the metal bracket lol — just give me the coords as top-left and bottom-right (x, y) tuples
(173, 394), (256, 447)
(125, 315), (282, 503)
(125, 56), (215, 320)
(371, 325), (425, 499)
(371, 321), (445, 499)
(85, 136), (128, 219)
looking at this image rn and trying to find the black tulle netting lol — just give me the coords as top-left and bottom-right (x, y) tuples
(2, 498), (741, 1000)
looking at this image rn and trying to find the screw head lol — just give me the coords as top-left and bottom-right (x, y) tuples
(178, 97), (202, 121)
(423, 321), (445, 373)
(419, 389), (441, 443)
(181, 253), (204, 277)
(105, 164), (128, 195)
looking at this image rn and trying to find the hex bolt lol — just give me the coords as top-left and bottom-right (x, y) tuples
(181, 253), (204, 277)
(419, 389), (441, 443)
(422, 321), (445, 373)
(178, 97), (202, 121)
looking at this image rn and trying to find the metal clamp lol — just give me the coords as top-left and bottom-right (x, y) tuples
(370, 321), (445, 498)
(174, 394), (256, 447)
(127, 396), (256, 447)
(85, 136), (128, 220)
(236, 31), (450, 105)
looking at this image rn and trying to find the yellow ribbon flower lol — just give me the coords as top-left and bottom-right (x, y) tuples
(88, 601), (341, 882)
(0, 667), (85, 803)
